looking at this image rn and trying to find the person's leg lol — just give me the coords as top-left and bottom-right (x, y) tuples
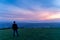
(13, 30), (15, 37)
(16, 30), (19, 36)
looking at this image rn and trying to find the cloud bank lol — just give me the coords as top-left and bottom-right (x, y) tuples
(0, 0), (60, 22)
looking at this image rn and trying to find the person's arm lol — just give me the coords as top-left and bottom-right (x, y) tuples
(16, 24), (18, 29)
(12, 24), (14, 29)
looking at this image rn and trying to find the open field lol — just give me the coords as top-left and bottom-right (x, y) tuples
(0, 28), (60, 40)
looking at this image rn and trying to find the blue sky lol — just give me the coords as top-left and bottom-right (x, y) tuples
(0, 0), (60, 22)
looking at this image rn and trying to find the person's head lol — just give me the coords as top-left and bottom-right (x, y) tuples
(13, 21), (16, 24)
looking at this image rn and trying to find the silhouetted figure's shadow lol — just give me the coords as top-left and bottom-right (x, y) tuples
(12, 21), (19, 37)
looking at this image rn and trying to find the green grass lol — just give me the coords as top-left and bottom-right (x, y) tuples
(0, 28), (60, 40)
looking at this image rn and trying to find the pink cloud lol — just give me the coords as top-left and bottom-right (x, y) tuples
(0, 4), (60, 22)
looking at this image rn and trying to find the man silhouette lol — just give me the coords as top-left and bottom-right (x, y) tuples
(12, 21), (19, 37)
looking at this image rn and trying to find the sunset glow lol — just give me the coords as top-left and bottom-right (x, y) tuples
(0, 0), (60, 22)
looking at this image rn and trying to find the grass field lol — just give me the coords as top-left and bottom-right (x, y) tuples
(0, 28), (60, 40)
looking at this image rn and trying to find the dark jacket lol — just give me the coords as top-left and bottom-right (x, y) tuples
(12, 24), (18, 30)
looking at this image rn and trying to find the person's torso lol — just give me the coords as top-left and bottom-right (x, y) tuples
(12, 24), (18, 30)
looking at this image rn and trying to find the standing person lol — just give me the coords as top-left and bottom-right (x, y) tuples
(12, 21), (19, 37)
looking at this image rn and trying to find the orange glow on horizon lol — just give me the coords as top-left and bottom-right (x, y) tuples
(45, 13), (60, 20)
(36, 12), (60, 20)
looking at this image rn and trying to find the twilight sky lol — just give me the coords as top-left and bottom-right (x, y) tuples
(0, 0), (60, 23)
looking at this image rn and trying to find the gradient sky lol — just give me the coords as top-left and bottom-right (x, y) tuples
(0, 0), (60, 23)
